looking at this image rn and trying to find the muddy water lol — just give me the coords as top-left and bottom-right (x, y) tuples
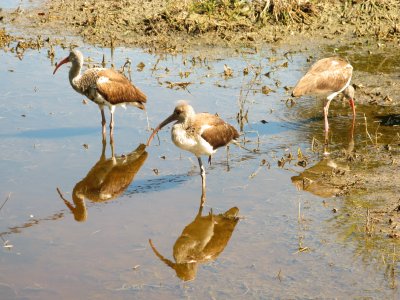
(0, 42), (399, 299)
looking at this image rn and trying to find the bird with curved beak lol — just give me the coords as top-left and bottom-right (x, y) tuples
(147, 101), (239, 206)
(292, 57), (356, 145)
(53, 49), (147, 143)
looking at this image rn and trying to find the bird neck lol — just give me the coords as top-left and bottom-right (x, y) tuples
(68, 60), (83, 90)
(182, 113), (196, 128)
(182, 118), (191, 128)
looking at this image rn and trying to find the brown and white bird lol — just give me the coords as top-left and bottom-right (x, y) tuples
(146, 101), (239, 205)
(53, 49), (147, 142)
(292, 57), (355, 136)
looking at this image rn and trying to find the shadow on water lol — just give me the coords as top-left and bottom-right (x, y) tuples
(376, 114), (400, 126)
(125, 173), (189, 195)
(0, 211), (65, 239)
(57, 142), (148, 222)
(248, 116), (324, 136)
(149, 202), (240, 282)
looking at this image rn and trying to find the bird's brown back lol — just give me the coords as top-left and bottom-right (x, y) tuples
(195, 113), (239, 150)
(292, 57), (353, 97)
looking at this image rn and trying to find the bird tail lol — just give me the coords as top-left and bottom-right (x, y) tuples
(131, 101), (145, 110)
(134, 87), (147, 103)
(291, 86), (302, 97)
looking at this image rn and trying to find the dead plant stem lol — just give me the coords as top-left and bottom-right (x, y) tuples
(0, 193), (11, 212)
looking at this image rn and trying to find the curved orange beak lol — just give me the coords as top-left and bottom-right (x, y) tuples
(53, 56), (70, 75)
(146, 114), (178, 146)
(349, 98), (356, 117)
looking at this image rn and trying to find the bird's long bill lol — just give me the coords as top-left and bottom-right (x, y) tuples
(148, 239), (176, 269)
(349, 98), (356, 117)
(53, 56), (70, 75)
(146, 114), (177, 146)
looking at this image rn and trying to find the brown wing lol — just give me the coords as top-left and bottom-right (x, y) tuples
(292, 57), (353, 97)
(196, 113), (239, 150)
(100, 150), (148, 198)
(95, 69), (147, 106)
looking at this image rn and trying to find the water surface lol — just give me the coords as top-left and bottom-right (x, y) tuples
(0, 41), (399, 299)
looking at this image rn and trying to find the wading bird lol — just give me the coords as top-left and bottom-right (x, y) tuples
(146, 101), (239, 206)
(291, 57), (355, 141)
(53, 49), (147, 142)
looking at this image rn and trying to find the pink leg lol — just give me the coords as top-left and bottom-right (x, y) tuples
(100, 107), (106, 142)
(323, 99), (332, 135)
(109, 108), (115, 144)
(323, 99), (332, 155)
(198, 157), (206, 207)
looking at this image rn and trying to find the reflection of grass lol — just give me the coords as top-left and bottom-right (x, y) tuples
(332, 193), (400, 289)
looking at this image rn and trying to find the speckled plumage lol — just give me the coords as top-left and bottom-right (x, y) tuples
(72, 68), (146, 107)
(53, 49), (147, 141)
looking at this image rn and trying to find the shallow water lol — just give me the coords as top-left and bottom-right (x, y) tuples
(0, 40), (399, 299)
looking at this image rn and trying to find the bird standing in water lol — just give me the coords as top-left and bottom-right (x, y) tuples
(147, 101), (239, 206)
(292, 57), (355, 143)
(53, 49), (147, 143)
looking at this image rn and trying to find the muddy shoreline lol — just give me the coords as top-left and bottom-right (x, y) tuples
(1, 0), (400, 240)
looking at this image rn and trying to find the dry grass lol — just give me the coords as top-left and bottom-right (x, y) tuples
(152, 0), (321, 35)
(2, 0), (399, 51)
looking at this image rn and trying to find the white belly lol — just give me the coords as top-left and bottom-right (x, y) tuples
(171, 125), (215, 157)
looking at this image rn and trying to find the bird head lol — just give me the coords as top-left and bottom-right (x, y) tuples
(173, 101), (195, 122)
(343, 85), (356, 112)
(343, 85), (355, 101)
(146, 101), (195, 146)
(53, 49), (84, 75)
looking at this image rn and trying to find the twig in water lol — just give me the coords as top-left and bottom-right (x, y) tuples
(276, 269), (283, 282)
(374, 122), (380, 145)
(0, 193), (11, 212)
(249, 159), (270, 179)
(365, 208), (372, 236)
(298, 201), (301, 223)
(121, 58), (132, 81)
(231, 139), (258, 153)
(363, 113), (374, 144)
(388, 244), (397, 289)
(311, 137), (322, 152)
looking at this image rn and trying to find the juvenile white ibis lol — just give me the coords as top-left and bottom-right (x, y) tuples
(146, 101), (239, 205)
(53, 49), (147, 142)
(292, 57), (355, 139)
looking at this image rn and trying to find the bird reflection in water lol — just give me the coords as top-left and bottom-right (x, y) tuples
(149, 205), (240, 281)
(291, 117), (355, 197)
(57, 142), (147, 221)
